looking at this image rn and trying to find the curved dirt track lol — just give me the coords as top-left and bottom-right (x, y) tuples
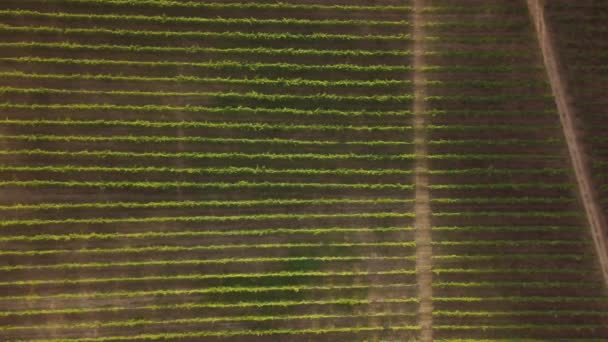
(527, 0), (608, 285)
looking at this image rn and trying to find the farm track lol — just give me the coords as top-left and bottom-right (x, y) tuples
(0, 0), (606, 341)
(424, 0), (608, 340)
(412, 1), (433, 341)
(539, 0), (608, 286)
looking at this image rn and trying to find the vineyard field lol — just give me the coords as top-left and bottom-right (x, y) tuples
(0, 0), (606, 341)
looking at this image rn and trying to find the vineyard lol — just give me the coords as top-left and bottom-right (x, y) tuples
(546, 1), (608, 228)
(0, 0), (606, 341)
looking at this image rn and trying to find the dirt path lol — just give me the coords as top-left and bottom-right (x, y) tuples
(527, 0), (608, 286)
(412, 0), (433, 340)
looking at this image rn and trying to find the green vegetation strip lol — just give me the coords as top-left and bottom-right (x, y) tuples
(424, 36), (530, 45)
(81, 137), (557, 147)
(0, 311), (416, 331)
(0, 87), (551, 103)
(0, 227), (413, 242)
(0, 41), (533, 59)
(433, 281), (598, 288)
(434, 310), (608, 317)
(433, 240), (587, 247)
(0, 241), (417, 256)
(0, 198), (413, 211)
(426, 94), (552, 102)
(6, 326), (420, 341)
(0, 283), (417, 300)
(0, 212), (415, 228)
(0, 199), (574, 214)
(0, 86), (415, 104)
(0, 197), (569, 211)
(0, 269), (416, 287)
(436, 337), (605, 342)
(0, 10), (411, 29)
(0, 9), (538, 30)
(426, 125), (559, 132)
(434, 254), (591, 261)
(0, 71), (414, 90)
(428, 168), (568, 176)
(0, 181), (416, 191)
(0, 120), (559, 134)
(0, 85), (550, 103)
(0, 119), (414, 132)
(433, 211), (580, 218)
(0, 297), (419, 317)
(0, 42), (413, 58)
(426, 80), (548, 88)
(433, 226), (582, 233)
(431, 197), (574, 204)
(435, 339), (606, 342)
(0, 149), (416, 160)
(8, 0), (413, 12)
(0, 71), (547, 90)
(433, 296), (608, 303)
(0, 57), (414, 74)
(0, 134), (412, 147)
(0, 149), (562, 162)
(429, 183), (570, 189)
(0, 103), (415, 118)
(0, 24), (412, 43)
(0, 57), (539, 74)
(0, 103), (551, 120)
(0, 24), (527, 45)
(0, 256), (415, 272)
(421, 5), (527, 14)
(1, 278), (594, 290)
(0, 10), (533, 31)
(0, 165), (413, 177)
(426, 109), (556, 117)
(0, 167), (568, 178)
(434, 324), (605, 330)
(428, 139), (562, 146)
(432, 268), (591, 274)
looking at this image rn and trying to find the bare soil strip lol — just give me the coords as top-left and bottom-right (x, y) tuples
(412, 0), (433, 340)
(527, 0), (608, 286)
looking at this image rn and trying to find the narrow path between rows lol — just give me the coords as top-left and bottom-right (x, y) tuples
(412, 0), (433, 340)
(527, 0), (608, 286)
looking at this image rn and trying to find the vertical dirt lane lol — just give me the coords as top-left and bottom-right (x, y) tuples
(527, 0), (608, 286)
(412, 0), (433, 340)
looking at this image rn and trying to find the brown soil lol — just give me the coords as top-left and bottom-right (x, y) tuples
(412, 1), (433, 342)
(527, 0), (608, 286)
